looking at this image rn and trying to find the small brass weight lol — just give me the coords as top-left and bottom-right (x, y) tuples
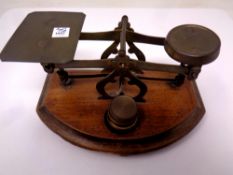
(0, 12), (220, 154)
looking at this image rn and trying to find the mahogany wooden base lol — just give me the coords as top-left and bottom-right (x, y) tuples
(37, 70), (205, 155)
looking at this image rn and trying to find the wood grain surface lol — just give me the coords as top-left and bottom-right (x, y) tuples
(37, 70), (205, 154)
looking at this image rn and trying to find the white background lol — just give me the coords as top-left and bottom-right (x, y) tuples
(0, 8), (233, 175)
(1, 0), (233, 20)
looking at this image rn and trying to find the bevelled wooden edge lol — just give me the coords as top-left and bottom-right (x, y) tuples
(36, 74), (205, 155)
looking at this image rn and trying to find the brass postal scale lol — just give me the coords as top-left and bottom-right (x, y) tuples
(0, 11), (221, 154)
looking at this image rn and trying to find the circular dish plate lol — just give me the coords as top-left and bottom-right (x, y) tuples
(164, 24), (221, 66)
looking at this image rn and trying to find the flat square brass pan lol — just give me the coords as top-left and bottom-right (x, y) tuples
(0, 11), (85, 63)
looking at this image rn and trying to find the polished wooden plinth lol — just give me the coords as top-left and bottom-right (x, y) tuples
(37, 70), (205, 155)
